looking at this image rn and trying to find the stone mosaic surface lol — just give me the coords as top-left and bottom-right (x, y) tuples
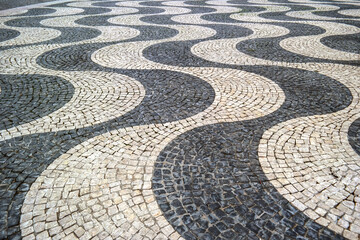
(0, 0), (359, 239)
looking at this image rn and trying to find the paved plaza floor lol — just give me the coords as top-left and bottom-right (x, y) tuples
(0, 0), (360, 239)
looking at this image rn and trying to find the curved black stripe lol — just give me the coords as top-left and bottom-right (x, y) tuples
(0, 29), (20, 42)
(187, 6), (218, 14)
(139, 1), (166, 7)
(348, 117), (360, 156)
(46, 27), (102, 44)
(185, 1), (211, 6)
(91, 1), (118, 8)
(115, 69), (215, 125)
(36, 42), (111, 71)
(140, 14), (179, 25)
(144, 41), (215, 68)
(75, 7), (112, 15)
(210, 24), (253, 39)
(4, 16), (48, 28)
(75, 15), (118, 26)
(200, 12), (240, 23)
(135, 6), (166, 15)
(321, 33), (360, 54)
(16, 7), (57, 16)
(153, 66), (353, 240)
(337, 20), (360, 28)
(0, 74), (74, 130)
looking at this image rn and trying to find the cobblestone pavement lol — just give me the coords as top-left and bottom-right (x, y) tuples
(0, 0), (55, 11)
(0, 0), (359, 239)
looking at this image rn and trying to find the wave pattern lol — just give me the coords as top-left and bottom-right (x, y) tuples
(0, 0), (359, 239)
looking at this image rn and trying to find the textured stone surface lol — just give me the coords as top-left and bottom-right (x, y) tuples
(0, 0), (55, 11)
(0, 74), (74, 130)
(153, 66), (353, 239)
(349, 118), (360, 155)
(0, 0), (359, 239)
